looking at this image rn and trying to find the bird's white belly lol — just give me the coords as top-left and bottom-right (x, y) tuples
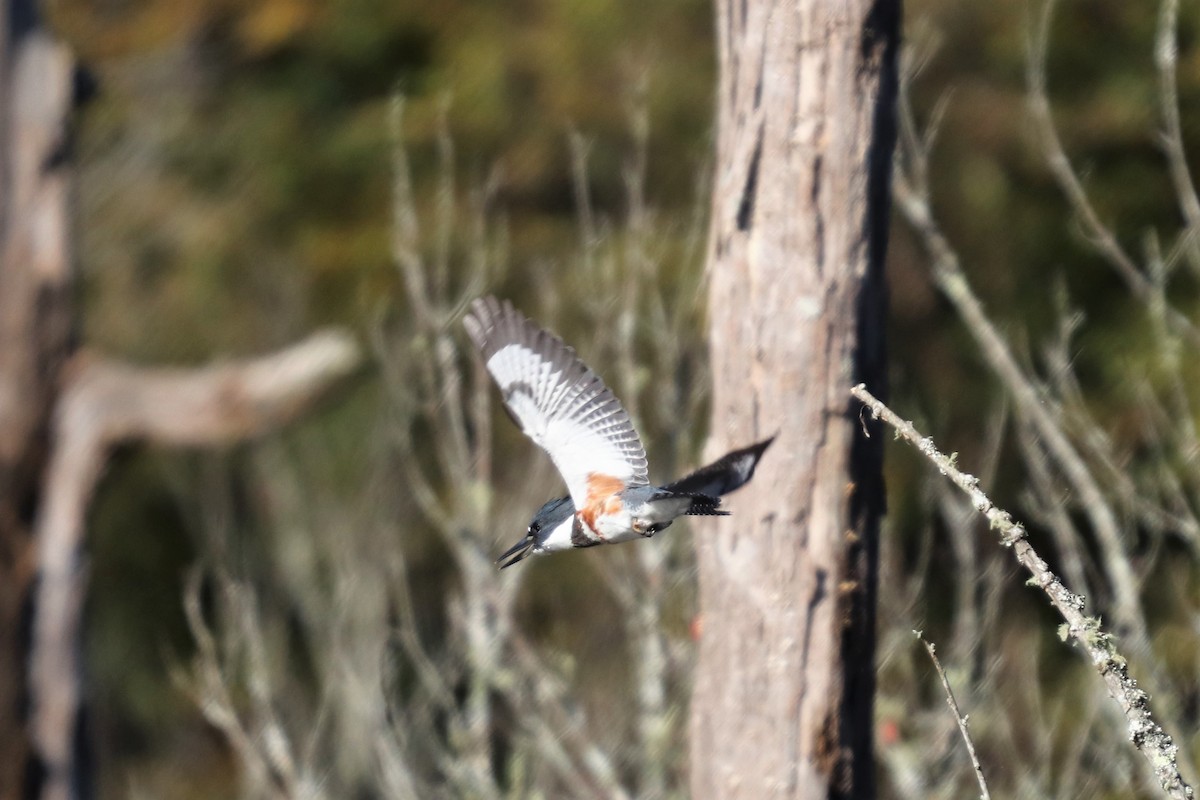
(627, 495), (693, 523)
(539, 496), (694, 554)
(540, 510), (641, 551)
(593, 508), (639, 542)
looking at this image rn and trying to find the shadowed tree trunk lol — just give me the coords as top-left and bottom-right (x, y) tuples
(690, 1), (898, 798)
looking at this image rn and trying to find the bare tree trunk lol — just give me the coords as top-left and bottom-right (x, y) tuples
(690, 1), (898, 798)
(0, 2), (76, 796)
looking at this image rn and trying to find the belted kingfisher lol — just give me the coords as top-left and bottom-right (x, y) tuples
(463, 296), (774, 569)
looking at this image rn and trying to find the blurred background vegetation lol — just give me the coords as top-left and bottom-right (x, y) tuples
(39, 0), (1200, 796)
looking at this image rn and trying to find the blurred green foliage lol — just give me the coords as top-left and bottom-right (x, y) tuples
(55, 0), (714, 362)
(40, 0), (1200, 795)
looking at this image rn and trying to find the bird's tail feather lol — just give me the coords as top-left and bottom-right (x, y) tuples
(648, 490), (730, 517)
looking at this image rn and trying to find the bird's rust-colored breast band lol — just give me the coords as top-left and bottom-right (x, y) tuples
(579, 472), (625, 538)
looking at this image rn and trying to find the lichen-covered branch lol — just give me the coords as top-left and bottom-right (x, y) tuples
(852, 383), (1193, 800)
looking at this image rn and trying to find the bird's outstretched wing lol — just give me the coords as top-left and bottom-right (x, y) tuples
(464, 296), (649, 506)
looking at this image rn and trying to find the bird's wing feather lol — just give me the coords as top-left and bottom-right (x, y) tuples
(464, 296), (649, 506)
(664, 436), (775, 498)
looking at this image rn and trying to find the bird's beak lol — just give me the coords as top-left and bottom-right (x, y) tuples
(496, 536), (535, 569)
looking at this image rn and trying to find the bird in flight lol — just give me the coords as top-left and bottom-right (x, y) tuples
(463, 296), (773, 568)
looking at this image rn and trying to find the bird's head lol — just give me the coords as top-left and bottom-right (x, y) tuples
(497, 496), (574, 569)
(528, 495), (573, 538)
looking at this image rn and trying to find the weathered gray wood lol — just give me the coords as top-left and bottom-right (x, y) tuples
(690, 1), (898, 797)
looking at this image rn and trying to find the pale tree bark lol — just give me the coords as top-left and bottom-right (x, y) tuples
(0, 2), (76, 797)
(0, 6), (363, 800)
(690, 1), (898, 798)
(29, 334), (359, 800)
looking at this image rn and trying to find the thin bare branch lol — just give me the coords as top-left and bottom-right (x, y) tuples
(1026, 1), (1143, 295)
(915, 632), (992, 800)
(1026, 0), (1200, 346)
(894, 164), (1147, 643)
(1154, 0), (1200, 277)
